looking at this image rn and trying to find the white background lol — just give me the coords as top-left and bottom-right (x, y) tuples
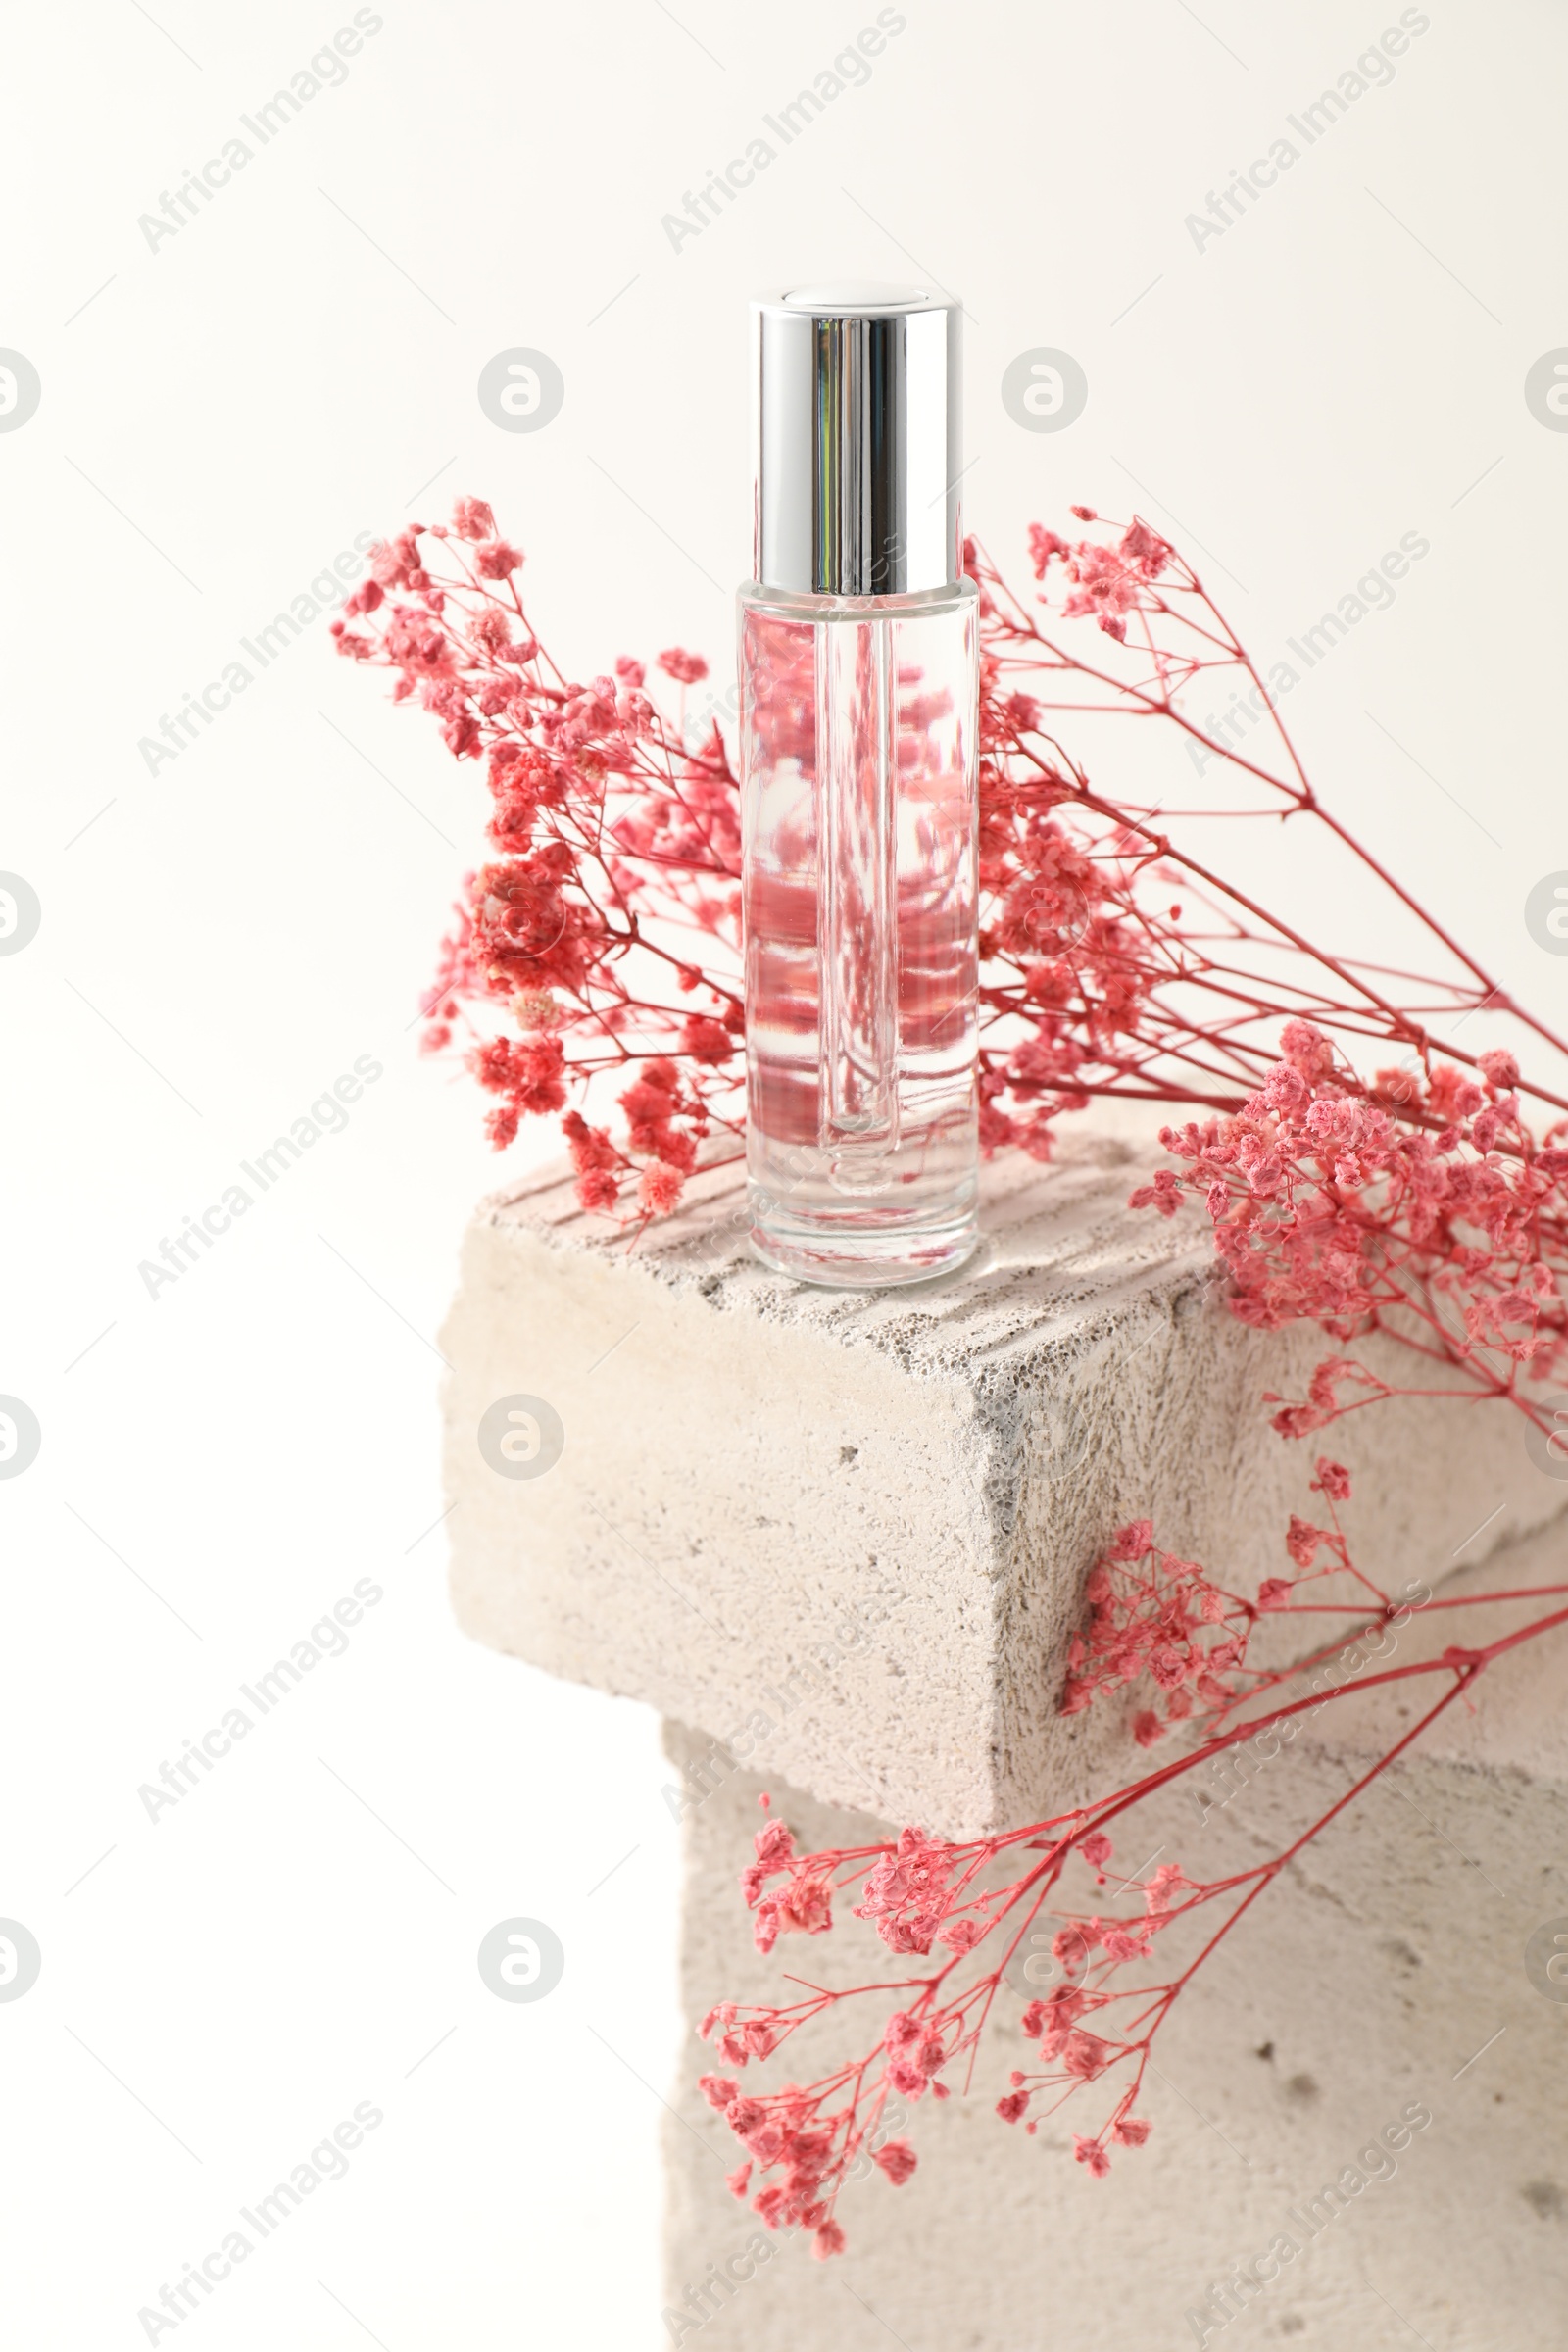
(4, 1), (1565, 2345)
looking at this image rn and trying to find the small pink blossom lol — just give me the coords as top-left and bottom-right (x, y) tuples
(451, 496), (497, 540)
(638, 1159), (685, 1216)
(754, 1820), (794, 1867)
(872, 2137), (918, 2185)
(1315, 1456), (1352, 1502)
(475, 537), (524, 577)
(659, 647), (709, 683)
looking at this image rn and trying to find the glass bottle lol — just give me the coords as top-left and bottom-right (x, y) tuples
(740, 286), (979, 1288)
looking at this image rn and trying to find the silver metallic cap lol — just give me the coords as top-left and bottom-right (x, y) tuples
(752, 283), (962, 597)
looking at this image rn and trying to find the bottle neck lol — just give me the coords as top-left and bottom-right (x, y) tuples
(741, 578), (977, 618)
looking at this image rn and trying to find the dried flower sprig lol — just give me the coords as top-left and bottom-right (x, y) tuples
(335, 496), (746, 1225)
(335, 498), (1568, 2256)
(695, 1478), (1568, 2253)
(336, 497), (1568, 1435)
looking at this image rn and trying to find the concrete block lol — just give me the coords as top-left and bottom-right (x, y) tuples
(441, 1137), (1568, 1838)
(660, 1513), (1568, 2349)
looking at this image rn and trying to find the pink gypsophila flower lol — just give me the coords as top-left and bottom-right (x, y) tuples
(451, 496), (497, 540)
(638, 1159), (686, 1216)
(658, 647), (709, 683)
(872, 2138), (918, 2185)
(475, 538), (524, 577)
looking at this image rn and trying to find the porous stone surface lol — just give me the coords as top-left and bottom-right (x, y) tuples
(441, 1139), (1568, 1838)
(662, 1517), (1568, 2350)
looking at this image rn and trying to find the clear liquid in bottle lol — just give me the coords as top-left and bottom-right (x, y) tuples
(739, 579), (979, 1286)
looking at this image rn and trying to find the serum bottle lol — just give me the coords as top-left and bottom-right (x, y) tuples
(739, 284), (980, 1288)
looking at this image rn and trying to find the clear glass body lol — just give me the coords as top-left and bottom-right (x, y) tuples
(739, 579), (980, 1286)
